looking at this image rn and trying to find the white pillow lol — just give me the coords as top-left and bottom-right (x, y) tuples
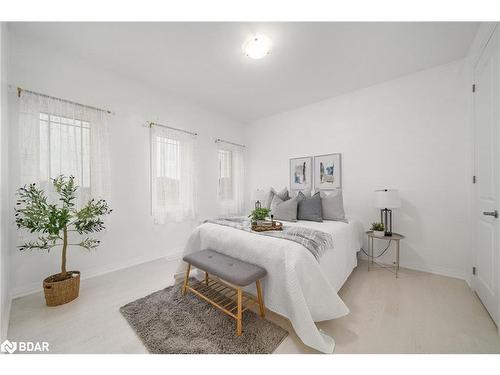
(265, 187), (289, 209)
(270, 194), (299, 222)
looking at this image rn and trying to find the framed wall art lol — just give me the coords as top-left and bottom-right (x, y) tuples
(290, 156), (313, 191)
(314, 153), (342, 190)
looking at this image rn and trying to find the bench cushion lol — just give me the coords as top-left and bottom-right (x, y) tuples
(183, 250), (267, 287)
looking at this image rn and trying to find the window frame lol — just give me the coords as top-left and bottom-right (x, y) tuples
(217, 148), (234, 202)
(39, 112), (91, 189)
(153, 134), (182, 206)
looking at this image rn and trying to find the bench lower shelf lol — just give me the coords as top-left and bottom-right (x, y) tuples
(181, 265), (265, 336)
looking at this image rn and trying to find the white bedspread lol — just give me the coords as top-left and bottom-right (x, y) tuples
(177, 218), (364, 353)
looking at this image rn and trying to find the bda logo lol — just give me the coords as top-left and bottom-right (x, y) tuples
(1, 340), (17, 354)
(0, 339), (49, 354)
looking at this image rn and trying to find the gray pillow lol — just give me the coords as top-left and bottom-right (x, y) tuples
(270, 194), (298, 222)
(320, 190), (347, 222)
(290, 189), (312, 199)
(297, 192), (323, 222)
(265, 187), (289, 209)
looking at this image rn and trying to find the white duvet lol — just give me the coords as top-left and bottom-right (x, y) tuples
(177, 218), (364, 353)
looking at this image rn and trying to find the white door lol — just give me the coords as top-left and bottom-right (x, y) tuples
(473, 27), (500, 327)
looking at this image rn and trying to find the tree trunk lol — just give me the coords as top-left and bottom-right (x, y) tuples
(61, 227), (68, 277)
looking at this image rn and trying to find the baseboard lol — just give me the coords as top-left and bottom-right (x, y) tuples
(11, 250), (184, 299)
(465, 276), (473, 289)
(1, 295), (11, 342)
(357, 252), (468, 282)
(399, 262), (468, 282)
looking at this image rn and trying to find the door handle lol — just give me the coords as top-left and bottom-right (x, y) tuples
(483, 210), (499, 218)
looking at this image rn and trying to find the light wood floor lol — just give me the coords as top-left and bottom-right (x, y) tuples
(7, 257), (500, 354)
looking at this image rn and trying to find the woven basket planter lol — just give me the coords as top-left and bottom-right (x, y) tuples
(43, 271), (80, 307)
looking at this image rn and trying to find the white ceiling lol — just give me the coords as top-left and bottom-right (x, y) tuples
(9, 22), (479, 123)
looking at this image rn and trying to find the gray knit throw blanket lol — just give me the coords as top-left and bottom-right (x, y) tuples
(204, 217), (333, 261)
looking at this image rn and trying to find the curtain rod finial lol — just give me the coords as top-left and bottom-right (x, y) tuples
(17, 87), (22, 98)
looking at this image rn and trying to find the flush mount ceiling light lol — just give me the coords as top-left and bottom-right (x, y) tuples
(243, 35), (272, 59)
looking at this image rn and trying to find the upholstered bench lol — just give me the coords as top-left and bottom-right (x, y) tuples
(182, 249), (267, 336)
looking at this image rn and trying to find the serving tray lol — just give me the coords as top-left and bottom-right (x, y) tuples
(251, 221), (283, 232)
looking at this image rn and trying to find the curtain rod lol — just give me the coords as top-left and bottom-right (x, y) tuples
(215, 138), (246, 148)
(16, 87), (113, 114)
(148, 121), (198, 136)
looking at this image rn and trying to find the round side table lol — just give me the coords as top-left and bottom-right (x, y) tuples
(366, 231), (405, 278)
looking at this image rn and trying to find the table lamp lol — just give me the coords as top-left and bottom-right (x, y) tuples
(374, 189), (401, 236)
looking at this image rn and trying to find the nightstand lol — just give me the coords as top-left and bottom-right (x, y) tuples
(366, 231), (405, 278)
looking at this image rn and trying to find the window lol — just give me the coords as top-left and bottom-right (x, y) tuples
(39, 113), (91, 188)
(218, 149), (233, 201)
(18, 90), (110, 204)
(216, 143), (245, 216)
(151, 126), (197, 223)
(155, 136), (181, 204)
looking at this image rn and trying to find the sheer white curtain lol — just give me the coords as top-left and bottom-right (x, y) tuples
(151, 125), (197, 223)
(18, 91), (110, 206)
(217, 142), (245, 216)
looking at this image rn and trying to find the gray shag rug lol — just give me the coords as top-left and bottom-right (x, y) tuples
(120, 280), (288, 354)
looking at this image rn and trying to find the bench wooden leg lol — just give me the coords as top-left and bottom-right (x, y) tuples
(237, 288), (242, 336)
(205, 271), (209, 286)
(182, 263), (191, 296)
(256, 280), (265, 318)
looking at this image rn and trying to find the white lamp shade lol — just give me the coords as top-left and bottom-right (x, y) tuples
(374, 189), (401, 209)
(252, 189), (267, 202)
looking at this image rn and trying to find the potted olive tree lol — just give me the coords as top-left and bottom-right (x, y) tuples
(15, 175), (112, 306)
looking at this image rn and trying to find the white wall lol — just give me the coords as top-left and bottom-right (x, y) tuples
(246, 59), (472, 280)
(7, 32), (246, 297)
(1, 22), (11, 341)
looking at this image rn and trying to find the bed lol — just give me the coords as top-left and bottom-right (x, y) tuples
(176, 218), (364, 353)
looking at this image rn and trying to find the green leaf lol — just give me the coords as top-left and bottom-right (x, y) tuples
(78, 237), (101, 250)
(52, 175), (78, 209)
(248, 207), (271, 221)
(73, 198), (112, 234)
(19, 235), (61, 252)
(15, 175), (112, 254)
